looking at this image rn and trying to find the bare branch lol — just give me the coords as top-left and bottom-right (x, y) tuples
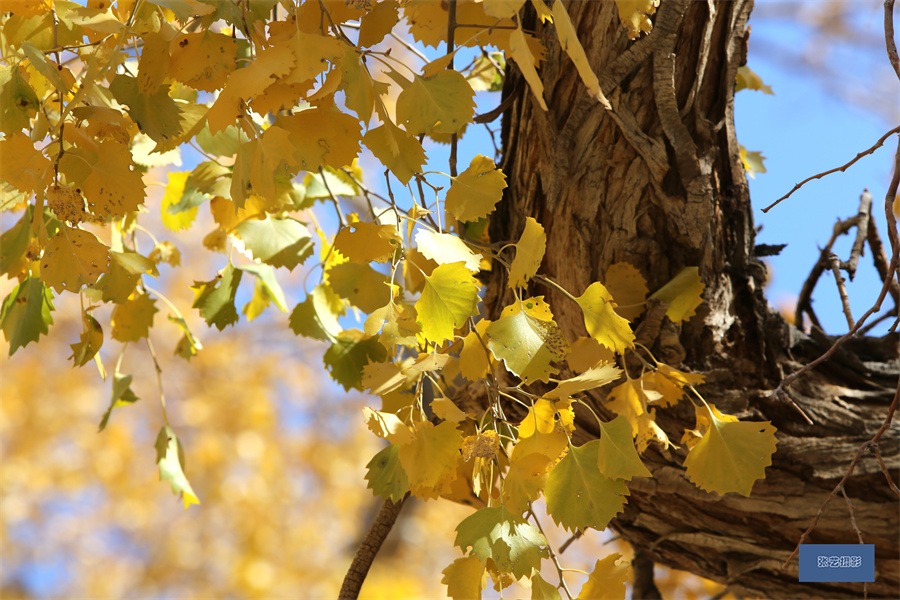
(339, 496), (408, 600)
(763, 126), (900, 213)
(886, 0), (900, 81)
(828, 254), (855, 330)
(841, 189), (872, 280)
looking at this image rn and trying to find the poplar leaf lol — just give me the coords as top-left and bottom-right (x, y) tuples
(1, 277), (54, 356)
(508, 26), (548, 110)
(111, 293), (158, 342)
(98, 371), (139, 432)
(518, 398), (574, 439)
(191, 264), (242, 331)
(432, 397), (469, 423)
(459, 319), (492, 382)
(59, 143), (145, 218)
(238, 263), (289, 319)
(323, 330), (387, 391)
(575, 282), (635, 354)
(365, 443), (410, 503)
(169, 32), (236, 92)
(502, 452), (551, 515)
(110, 75), (181, 144)
(70, 312), (103, 367)
(0, 66), (40, 135)
(577, 553), (631, 600)
(0, 207), (32, 278)
(40, 227), (109, 294)
(333, 221), (402, 263)
(415, 263), (480, 344)
(397, 70), (475, 136)
(358, 0), (399, 47)
(278, 105), (362, 172)
(566, 336), (615, 373)
(642, 364), (705, 407)
(442, 556), (485, 600)
(0, 132), (51, 195)
(487, 299), (567, 383)
(552, 0), (608, 106)
(532, 573), (562, 600)
(483, 0), (526, 19)
(328, 262), (394, 313)
(683, 404), (778, 496)
(155, 426), (200, 508)
(169, 315), (203, 360)
(340, 44), (379, 123)
(650, 267), (704, 323)
(233, 217), (314, 271)
(136, 33), (170, 93)
(606, 379), (646, 436)
(415, 230), (482, 272)
(161, 171), (198, 231)
(545, 440), (630, 532)
(740, 145), (767, 179)
(399, 421), (463, 499)
(614, 0), (659, 39)
(362, 121), (426, 185)
(545, 362), (622, 399)
(454, 506), (548, 579)
(736, 66), (774, 95)
(95, 251), (158, 304)
(445, 155), (507, 222)
(363, 407), (414, 445)
(604, 262), (648, 321)
(597, 415), (652, 480)
(290, 285), (343, 341)
(508, 217), (546, 289)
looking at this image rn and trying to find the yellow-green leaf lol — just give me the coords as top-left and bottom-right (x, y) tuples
(532, 573), (562, 600)
(683, 404), (778, 496)
(191, 264), (242, 331)
(328, 262), (394, 313)
(98, 371), (139, 431)
(649, 267), (704, 323)
(362, 121), (427, 185)
(508, 217), (546, 289)
(323, 329), (388, 391)
(1, 277), (54, 356)
(454, 506), (548, 579)
(442, 556), (485, 600)
(397, 70), (475, 136)
(69, 312), (103, 367)
(40, 227), (109, 294)
(545, 440), (629, 532)
(575, 282), (635, 354)
(161, 171), (199, 231)
(333, 221), (402, 263)
(597, 415), (651, 480)
(486, 298), (567, 384)
(155, 425), (200, 508)
(445, 154), (507, 222)
(502, 452), (551, 515)
(111, 292), (158, 342)
(415, 262), (480, 344)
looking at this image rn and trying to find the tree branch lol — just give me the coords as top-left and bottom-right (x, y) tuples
(338, 495), (408, 600)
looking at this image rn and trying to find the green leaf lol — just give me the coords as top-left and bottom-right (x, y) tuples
(69, 312), (103, 367)
(169, 315), (203, 360)
(237, 263), (289, 320)
(155, 425), (200, 508)
(289, 284), (344, 341)
(110, 75), (182, 144)
(233, 217), (314, 271)
(454, 506), (548, 579)
(544, 440), (629, 532)
(303, 167), (361, 200)
(575, 282), (635, 354)
(323, 329), (387, 391)
(415, 262), (480, 344)
(196, 122), (249, 157)
(486, 298), (567, 384)
(0, 206), (33, 278)
(191, 264), (242, 330)
(683, 404), (778, 496)
(397, 70), (475, 136)
(1, 277), (54, 356)
(597, 415), (652, 481)
(365, 443), (410, 503)
(445, 154), (507, 222)
(98, 371), (139, 431)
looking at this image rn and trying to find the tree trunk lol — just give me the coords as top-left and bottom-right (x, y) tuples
(489, 0), (899, 597)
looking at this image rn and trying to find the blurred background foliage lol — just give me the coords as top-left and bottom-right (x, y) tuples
(1, 0), (894, 598)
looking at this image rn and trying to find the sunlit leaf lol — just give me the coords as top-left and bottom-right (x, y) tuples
(415, 230), (482, 272)
(399, 421), (462, 500)
(507, 217), (546, 290)
(575, 282), (635, 354)
(155, 426), (200, 508)
(445, 155), (507, 223)
(487, 298), (567, 384)
(597, 415), (652, 481)
(397, 70), (475, 136)
(577, 553), (631, 600)
(40, 227), (109, 294)
(454, 505), (548, 579)
(649, 267), (704, 323)
(441, 556), (485, 600)
(415, 262), (480, 344)
(191, 264), (242, 331)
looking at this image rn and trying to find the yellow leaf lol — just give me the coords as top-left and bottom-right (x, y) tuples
(604, 262), (648, 321)
(207, 44), (295, 134)
(396, 70), (475, 136)
(339, 43), (380, 123)
(545, 362), (622, 399)
(642, 364), (705, 408)
(577, 553), (631, 600)
(650, 267), (704, 323)
(530, 0), (554, 23)
(740, 145), (768, 179)
(509, 25), (548, 110)
(328, 262), (394, 313)
(606, 379), (645, 436)
(278, 104), (362, 172)
(59, 142), (145, 218)
(483, 0), (526, 19)
(434, 398), (470, 423)
(282, 31), (343, 85)
(552, 0), (608, 107)
(160, 171), (198, 231)
(565, 336), (615, 372)
(508, 217), (546, 289)
(1, 0), (52, 17)
(111, 293), (158, 342)
(614, 0), (659, 39)
(461, 431), (499, 461)
(735, 66), (774, 95)
(575, 282), (635, 354)
(502, 452), (551, 515)
(518, 398), (560, 438)
(398, 421), (463, 499)
(40, 227), (109, 293)
(683, 404), (778, 496)
(359, 0), (400, 47)
(415, 229), (482, 272)
(636, 407), (671, 453)
(334, 221), (402, 263)
(445, 154), (507, 223)
(415, 262), (480, 344)
(0, 133), (51, 195)
(459, 319), (492, 381)
(249, 126), (301, 200)
(404, 246), (437, 294)
(362, 120), (426, 185)
(137, 32), (171, 94)
(363, 406), (414, 445)
(442, 556), (485, 600)
(169, 32), (237, 92)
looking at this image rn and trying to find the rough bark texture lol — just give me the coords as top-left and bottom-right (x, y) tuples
(488, 0), (899, 597)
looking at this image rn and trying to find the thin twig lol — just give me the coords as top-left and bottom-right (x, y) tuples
(866, 215), (900, 305)
(886, 0), (900, 81)
(828, 254), (856, 330)
(447, 0), (459, 178)
(763, 126), (900, 213)
(871, 443), (900, 495)
(842, 189), (873, 279)
(795, 217), (857, 328)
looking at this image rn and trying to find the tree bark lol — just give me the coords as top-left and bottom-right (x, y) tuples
(489, 1), (899, 597)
